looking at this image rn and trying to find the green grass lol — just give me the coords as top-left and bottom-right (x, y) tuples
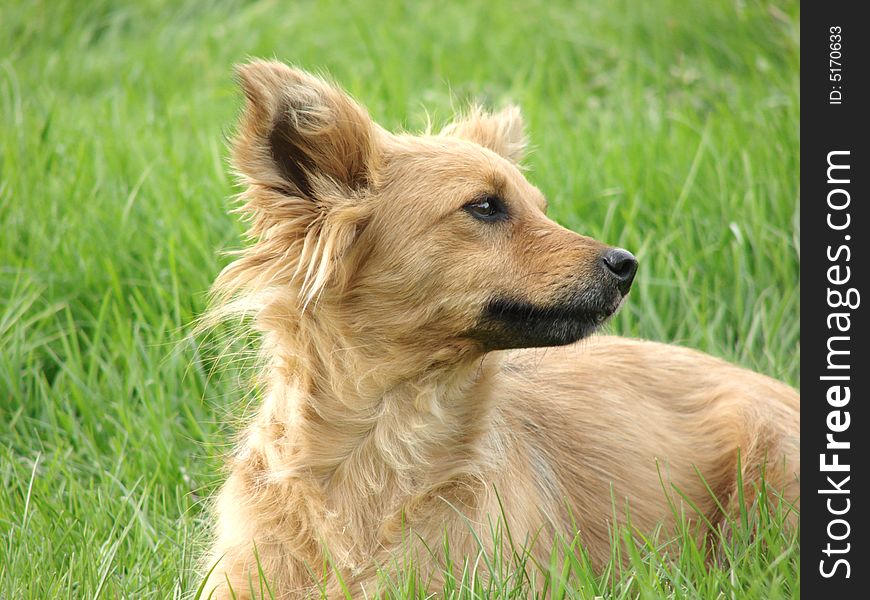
(1, 0), (799, 597)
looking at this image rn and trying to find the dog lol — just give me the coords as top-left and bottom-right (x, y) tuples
(200, 60), (800, 598)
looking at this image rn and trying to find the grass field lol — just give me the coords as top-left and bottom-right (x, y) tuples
(1, 0), (800, 597)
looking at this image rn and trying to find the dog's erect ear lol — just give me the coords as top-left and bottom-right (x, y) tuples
(441, 105), (526, 163)
(211, 62), (379, 310)
(233, 61), (379, 200)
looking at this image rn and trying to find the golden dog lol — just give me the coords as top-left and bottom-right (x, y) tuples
(201, 61), (800, 598)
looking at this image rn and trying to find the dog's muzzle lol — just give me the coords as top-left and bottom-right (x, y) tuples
(468, 247), (639, 351)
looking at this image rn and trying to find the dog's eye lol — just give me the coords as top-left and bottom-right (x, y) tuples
(464, 196), (507, 222)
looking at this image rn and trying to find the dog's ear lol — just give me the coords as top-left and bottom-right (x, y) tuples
(441, 105), (526, 163)
(233, 60), (379, 200)
(212, 62), (378, 310)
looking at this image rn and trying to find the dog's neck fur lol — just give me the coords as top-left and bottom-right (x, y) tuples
(231, 297), (508, 570)
(242, 296), (505, 501)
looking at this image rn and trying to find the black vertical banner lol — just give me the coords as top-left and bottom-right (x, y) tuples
(803, 4), (869, 597)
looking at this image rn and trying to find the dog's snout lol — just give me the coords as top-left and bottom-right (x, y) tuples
(600, 248), (638, 294)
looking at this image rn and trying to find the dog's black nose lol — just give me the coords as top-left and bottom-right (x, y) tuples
(600, 248), (638, 294)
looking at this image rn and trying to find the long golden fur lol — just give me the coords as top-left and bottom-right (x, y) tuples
(201, 60), (800, 598)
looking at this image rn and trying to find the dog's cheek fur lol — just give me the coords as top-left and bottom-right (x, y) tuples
(342, 218), (612, 354)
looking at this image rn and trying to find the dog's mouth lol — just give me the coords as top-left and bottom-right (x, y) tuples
(468, 285), (627, 351)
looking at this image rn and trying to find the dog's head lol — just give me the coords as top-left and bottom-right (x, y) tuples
(216, 61), (636, 360)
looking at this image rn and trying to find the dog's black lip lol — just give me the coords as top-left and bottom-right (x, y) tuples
(485, 296), (615, 324)
(467, 287), (624, 351)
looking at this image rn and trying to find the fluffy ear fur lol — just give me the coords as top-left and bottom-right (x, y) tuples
(441, 105), (526, 163)
(233, 60), (379, 199)
(214, 61), (379, 310)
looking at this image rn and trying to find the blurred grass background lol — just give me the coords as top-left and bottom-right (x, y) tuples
(1, 0), (799, 596)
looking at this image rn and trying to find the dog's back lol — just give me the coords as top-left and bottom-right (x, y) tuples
(493, 337), (798, 562)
